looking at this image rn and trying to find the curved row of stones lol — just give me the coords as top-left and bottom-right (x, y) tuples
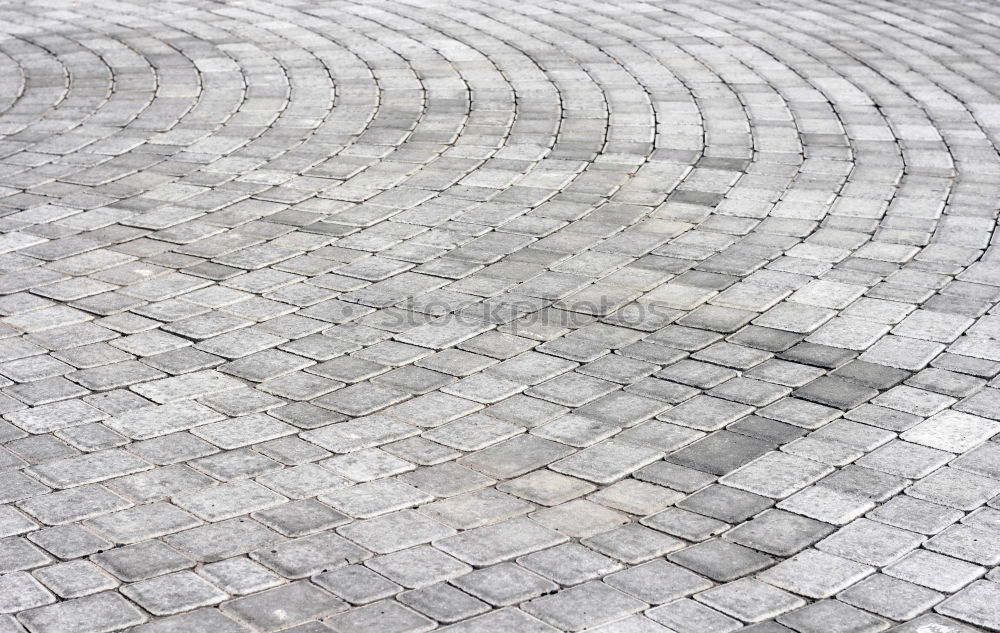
(0, 0), (998, 631)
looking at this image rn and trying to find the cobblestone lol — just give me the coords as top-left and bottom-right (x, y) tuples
(0, 0), (998, 630)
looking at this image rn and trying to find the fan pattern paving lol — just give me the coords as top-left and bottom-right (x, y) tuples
(0, 0), (999, 631)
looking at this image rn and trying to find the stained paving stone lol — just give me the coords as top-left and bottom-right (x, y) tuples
(449, 563), (557, 607)
(521, 581), (647, 632)
(222, 581), (347, 632)
(0, 1), (999, 632)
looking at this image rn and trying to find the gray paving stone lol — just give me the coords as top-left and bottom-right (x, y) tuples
(164, 518), (284, 563)
(125, 609), (250, 633)
(884, 549), (986, 593)
(121, 571), (227, 615)
(668, 538), (775, 582)
(0, 572), (55, 614)
(885, 615), (981, 633)
(15, 592), (146, 633)
(365, 545), (471, 589)
(435, 608), (558, 633)
(646, 598), (742, 633)
(677, 484), (774, 524)
(448, 563), (553, 607)
(433, 517), (567, 567)
(522, 581), (647, 632)
(196, 558), (283, 596)
(313, 564), (401, 605)
(91, 540), (194, 582)
(0, 2), (998, 631)
(222, 581), (346, 632)
(250, 531), (369, 579)
(695, 578), (805, 622)
(759, 549), (875, 599)
(776, 600), (889, 633)
(550, 439), (662, 484)
(398, 584), (489, 624)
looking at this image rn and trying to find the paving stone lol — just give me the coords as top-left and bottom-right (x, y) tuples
(759, 549), (875, 599)
(26, 525), (111, 560)
(172, 480), (287, 522)
(837, 573), (944, 621)
(435, 608), (559, 633)
(17, 484), (130, 526)
(365, 545), (471, 589)
(250, 531), (369, 579)
(91, 540), (194, 582)
(125, 608), (250, 633)
(496, 469), (596, 506)
(776, 600), (889, 633)
(313, 564), (401, 605)
(900, 410), (1000, 453)
(725, 509), (834, 556)
(550, 439), (662, 484)
(668, 538), (774, 582)
(906, 467), (1000, 510)
(883, 549), (987, 593)
(16, 592), (146, 633)
(935, 580), (1000, 631)
(720, 452), (833, 499)
(677, 484), (774, 523)
(866, 495), (963, 535)
(1, 3), (998, 631)
(121, 570), (227, 615)
(817, 518), (926, 566)
(817, 465), (910, 502)
(421, 488), (532, 530)
(433, 517), (567, 567)
(164, 518), (280, 565)
(400, 463), (495, 498)
(884, 615), (981, 633)
(581, 523), (685, 564)
(222, 581), (346, 632)
(398, 584), (490, 624)
(319, 479), (433, 519)
(925, 524), (1000, 566)
(646, 598), (743, 633)
(84, 501), (200, 544)
(667, 430), (774, 476)
(604, 559), (712, 604)
(0, 572), (56, 614)
(522, 581), (646, 632)
(197, 558), (283, 596)
(450, 562), (557, 607)
(695, 578), (805, 622)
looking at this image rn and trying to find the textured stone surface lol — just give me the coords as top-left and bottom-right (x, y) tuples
(0, 0), (999, 631)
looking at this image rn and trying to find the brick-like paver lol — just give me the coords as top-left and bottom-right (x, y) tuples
(0, 0), (999, 631)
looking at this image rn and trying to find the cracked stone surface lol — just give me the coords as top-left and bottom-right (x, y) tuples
(0, 0), (999, 631)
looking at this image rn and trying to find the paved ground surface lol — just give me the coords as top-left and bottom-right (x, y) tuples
(0, 0), (999, 632)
